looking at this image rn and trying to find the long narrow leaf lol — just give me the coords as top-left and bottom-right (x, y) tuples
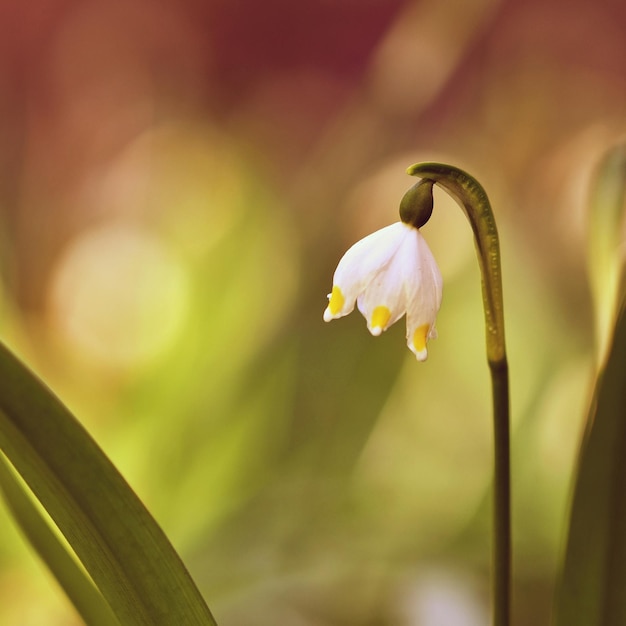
(0, 454), (120, 626)
(0, 342), (217, 625)
(554, 302), (626, 625)
(587, 143), (626, 361)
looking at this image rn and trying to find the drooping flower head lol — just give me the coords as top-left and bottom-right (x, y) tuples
(323, 179), (442, 360)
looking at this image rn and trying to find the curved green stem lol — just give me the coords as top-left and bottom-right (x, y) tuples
(408, 162), (511, 626)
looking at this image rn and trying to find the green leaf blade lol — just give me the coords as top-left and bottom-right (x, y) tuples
(554, 303), (626, 625)
(0, 342), (217, 625)
(0, 455), (120, 626)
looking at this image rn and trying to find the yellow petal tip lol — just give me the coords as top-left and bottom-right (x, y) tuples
(412, 324), (430, 360)
(326, 285), (345, 318)
(370, 305), (391, 336)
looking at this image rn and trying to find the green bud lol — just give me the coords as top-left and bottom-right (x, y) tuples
(399, 179), (434, 228)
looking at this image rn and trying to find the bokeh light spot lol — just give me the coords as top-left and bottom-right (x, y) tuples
(48, 223), (190, 371)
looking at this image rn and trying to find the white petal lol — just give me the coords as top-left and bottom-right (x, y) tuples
(324, 222), (408, 320)
(356, 226), (416, 334)
(404, 230), (443, 359)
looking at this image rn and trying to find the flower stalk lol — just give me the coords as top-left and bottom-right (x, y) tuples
(406, 163), (511, 626)
(323, 161), (510, 624)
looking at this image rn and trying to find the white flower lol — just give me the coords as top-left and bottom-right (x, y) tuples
(323, 222), (442, 360)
